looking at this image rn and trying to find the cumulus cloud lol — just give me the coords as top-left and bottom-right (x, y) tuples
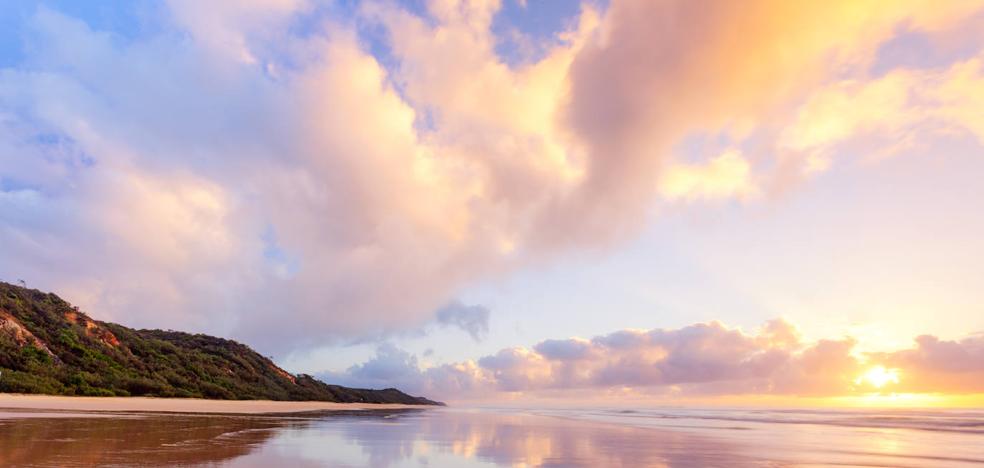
(1, 0), (982, 353)
(872, 334), (984, 394)
(557, 0), (981, 222)
(435, 301), (490, 341)
(321, 342), (493, 396)
(324, 319), (984, 401)
(337, 343), (423, 389)
(534, 337), (595, 361)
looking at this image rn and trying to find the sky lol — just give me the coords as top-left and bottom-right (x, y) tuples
(1, 0), (984, 405)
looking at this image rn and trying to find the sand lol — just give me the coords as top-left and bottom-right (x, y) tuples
(0, 393), (436, 414)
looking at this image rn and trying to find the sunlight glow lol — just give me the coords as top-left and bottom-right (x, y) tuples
(855, 366), (900, 389)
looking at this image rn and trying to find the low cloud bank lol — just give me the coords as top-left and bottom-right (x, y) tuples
(321, 319), (984, 401)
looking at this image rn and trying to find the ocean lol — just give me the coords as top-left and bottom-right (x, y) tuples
(1, 406), (982, 467)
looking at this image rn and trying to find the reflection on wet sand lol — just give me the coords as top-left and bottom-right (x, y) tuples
(0, 408), (757, 467)
(0, 409), (305, 467)
(320, 410), (758, 467)
(5, 407), (980, 467)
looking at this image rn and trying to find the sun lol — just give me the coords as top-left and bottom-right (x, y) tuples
(856, 366), (900, 389)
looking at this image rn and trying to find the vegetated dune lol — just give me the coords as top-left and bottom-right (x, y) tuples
(0, 282), (442, 406)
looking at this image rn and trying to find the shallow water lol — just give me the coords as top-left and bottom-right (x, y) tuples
(0, 406), (982, 467)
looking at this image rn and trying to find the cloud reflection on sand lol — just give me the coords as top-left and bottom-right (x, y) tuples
(240, 409), (761, 467)
(1, 408), (755, 467)
(4, 407), (983, 467)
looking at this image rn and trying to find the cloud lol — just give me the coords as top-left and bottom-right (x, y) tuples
(778, 52), (984, 170)
(534, 337), (594, 361)
(324, 319), (984, 401)
(166, 0), (308, 64)
(556, 0), (980, 225)
(657, 150), (757, 202)
(872, 334), (984, 393)
(1, 0), (982, 354)
(435, 301), (491, 341)
(342, 343), (423, 388)
(320, 342), (493, 396)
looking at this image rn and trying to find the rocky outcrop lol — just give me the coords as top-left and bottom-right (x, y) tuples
(64, 310), (121, 348)
(0, 309), (56, 359)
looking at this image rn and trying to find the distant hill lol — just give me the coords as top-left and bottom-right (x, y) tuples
(0, 282), (442, 405)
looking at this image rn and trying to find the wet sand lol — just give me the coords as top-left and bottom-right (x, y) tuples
(0, 393), (433, 414)
(0, 407), (752, 467)
(2, 403), (981, 467)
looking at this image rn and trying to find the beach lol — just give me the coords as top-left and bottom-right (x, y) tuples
(0, 394), (432, 414)
(2, 400), (982, 467)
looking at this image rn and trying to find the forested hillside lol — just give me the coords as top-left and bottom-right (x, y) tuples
(0, 282), (441, 405)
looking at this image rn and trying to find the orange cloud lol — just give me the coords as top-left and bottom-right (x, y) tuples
(658, 150), (757, 202)
(873, 334), (984, 394)
(779, 52), (984, 171)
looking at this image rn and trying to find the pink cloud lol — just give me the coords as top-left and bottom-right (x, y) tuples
(872, 334), (984, 393)
(326, 319), (984, 401)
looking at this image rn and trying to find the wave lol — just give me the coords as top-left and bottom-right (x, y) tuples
(534, 407), (984, 435)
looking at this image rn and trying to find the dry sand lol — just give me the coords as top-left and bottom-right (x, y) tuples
(0, 393), (436, 414)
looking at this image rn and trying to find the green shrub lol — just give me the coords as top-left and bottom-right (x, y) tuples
(0, 368), (65, 394)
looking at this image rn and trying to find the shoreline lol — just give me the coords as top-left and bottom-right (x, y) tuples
(0, 393), (438, 415)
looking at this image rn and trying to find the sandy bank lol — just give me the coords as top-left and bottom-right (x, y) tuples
(0, 393), (437, 415)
